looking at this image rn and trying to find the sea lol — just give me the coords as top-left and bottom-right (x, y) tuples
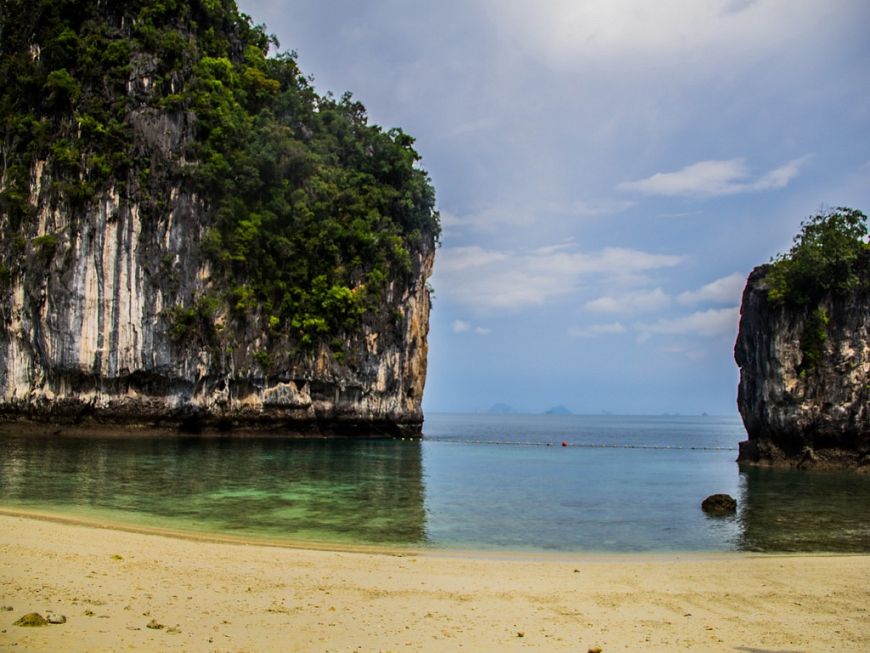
(0, 413), (868, 553)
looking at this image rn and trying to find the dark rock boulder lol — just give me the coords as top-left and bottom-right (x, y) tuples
(701, 494), (737, 515)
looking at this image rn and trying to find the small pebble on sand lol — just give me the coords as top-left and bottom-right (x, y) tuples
(45, 612), (66, 624)
(14, 613), (48, 627)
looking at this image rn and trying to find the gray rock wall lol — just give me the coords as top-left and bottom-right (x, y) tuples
(0, 161), (434, 437)
(734, 264), (869, 469)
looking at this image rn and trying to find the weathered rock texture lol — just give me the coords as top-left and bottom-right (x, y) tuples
(0, 172), (433, 436)
(734, 261), (870, 470)
(0, 2), (438, 437)
(0, 101), (434, 437)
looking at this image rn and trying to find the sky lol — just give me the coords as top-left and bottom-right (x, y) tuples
(237, 0), (870, 415)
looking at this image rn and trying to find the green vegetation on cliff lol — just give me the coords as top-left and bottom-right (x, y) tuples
(766, 207), (868, 306)
(765, 207), (867, 374)
(0, 0), (439, 347)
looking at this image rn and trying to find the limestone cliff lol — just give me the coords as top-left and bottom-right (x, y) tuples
(0, 183), (434, 435)
(734, 254), (870, 470)
(0, 1), (437, 436)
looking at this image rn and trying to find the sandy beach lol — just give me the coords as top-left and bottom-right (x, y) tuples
(0, 511), (867, 652)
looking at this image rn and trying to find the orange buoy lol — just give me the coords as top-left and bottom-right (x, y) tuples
(561, 440), (568, 447)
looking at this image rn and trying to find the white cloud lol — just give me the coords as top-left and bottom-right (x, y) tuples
(481, 1), (843, 72)
(620, 159), (746, 196)
(545, 247), (685, 277)
(637, 307), (740, 338)
(441, 200), (633, 237)
(618, 157), (810, 197)
(571, 199), (636, 217)
(678, 273), (746, 305)
(585, 288), (671, 314)
(435, 246), (508, 274)
(453, 319), (492, 336)
(568, 322), (627, 338)
(432, 244), (683, 310)
(448, 116), (497, 137)
(530, 242), (576, 257)
(442, 206), (536, 235)
(659, 344), (708, 361)
(756, 157), (810, 190)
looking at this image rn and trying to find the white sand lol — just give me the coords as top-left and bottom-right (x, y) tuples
(0, 510), (868, 652)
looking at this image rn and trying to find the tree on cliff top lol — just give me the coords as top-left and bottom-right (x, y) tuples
(0, 0), (440, 352)
(767, 207), (868, 306)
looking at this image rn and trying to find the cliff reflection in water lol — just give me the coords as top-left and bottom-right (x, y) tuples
(3, 426), (870, 552)
(0, 435), (427, 546)
(737, 466), (870, 552)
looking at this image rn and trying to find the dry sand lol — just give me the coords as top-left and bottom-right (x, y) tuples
(0, 510), (867, 652)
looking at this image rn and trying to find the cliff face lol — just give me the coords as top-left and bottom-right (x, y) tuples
(734, 263), (870, 469)
(0, 1), (437, 436)
(0, 166), (433, 435)
(0, 164), (434, 435)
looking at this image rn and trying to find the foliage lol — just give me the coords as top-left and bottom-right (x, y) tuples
(166, 293), (221, 343)
(0, 0), (439, 351)
(765, 207), (868, 375)
(798, 307), (829, 376)
(766, 207), (868, 305)
(31, 233), (60, 261)
(253, 349), (272, 369)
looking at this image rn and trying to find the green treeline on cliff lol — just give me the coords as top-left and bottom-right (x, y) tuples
(764, 207), (868, 374)
(0, 0), (439, 348)
(767, 207), (868, 306)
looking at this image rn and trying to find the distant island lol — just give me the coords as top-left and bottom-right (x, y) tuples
(485, 403), (516, 415)
(544, 405), (573, 415)
(483, 404), (572, 415)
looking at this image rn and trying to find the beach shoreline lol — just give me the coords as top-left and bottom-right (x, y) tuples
(1, 512), (868, 652)
(0, 505), (861, 562)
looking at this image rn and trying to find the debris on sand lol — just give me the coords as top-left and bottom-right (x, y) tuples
(14, 613), (48, 627)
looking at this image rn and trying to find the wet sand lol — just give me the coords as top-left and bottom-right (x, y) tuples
(0, 511), (867, 652)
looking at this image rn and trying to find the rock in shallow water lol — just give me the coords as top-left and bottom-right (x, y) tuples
(701, 494), (737, 515)
(734, 251), (870, 470)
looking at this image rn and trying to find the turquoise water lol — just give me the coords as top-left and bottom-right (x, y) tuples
(0, 413), (868, 553)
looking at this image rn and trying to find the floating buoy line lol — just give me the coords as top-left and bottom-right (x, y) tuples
(401, 436), (736, 452)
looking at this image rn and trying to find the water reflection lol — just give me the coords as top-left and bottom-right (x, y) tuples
(0, 435), (426, 546)
(737, 466), (870, 552)
(2, 431), (869, 552)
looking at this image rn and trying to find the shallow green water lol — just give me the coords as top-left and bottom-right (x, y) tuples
(0, 414), (867, 552)
(0, 435), (425, 546)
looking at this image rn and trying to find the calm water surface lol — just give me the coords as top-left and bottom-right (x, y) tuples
(0, 413), (868, 553)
